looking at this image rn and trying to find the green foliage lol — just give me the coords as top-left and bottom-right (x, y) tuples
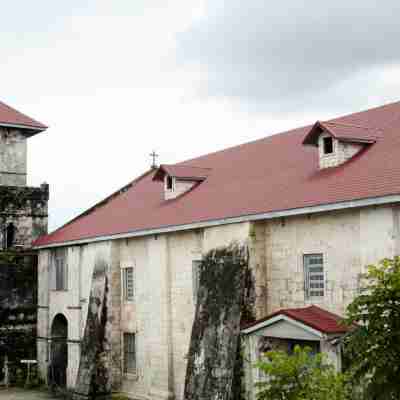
(255, 346), (349, 400)
(344, 257), (400, 399)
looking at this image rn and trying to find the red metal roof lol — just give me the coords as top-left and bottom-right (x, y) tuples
(153, 164), (211, 181)
(35, 101), (400, 247)
(0, 100), (47, 133)
(243, 305), (349, 334)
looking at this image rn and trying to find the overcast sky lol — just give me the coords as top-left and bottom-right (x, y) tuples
(2, 0), (400, 231)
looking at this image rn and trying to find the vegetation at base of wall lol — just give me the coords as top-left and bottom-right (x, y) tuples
(344, 257), (400, 400)
(111, 394), (131, 400)
(255, 346), (349, 400)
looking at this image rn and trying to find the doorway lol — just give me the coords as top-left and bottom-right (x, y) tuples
(50, 314), (68, 388)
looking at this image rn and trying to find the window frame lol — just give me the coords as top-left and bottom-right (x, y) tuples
(303, 253), (325, 299)
(123, 332), (137, 375)
(52, 248), (68, 291)
(323, 136), (334, 155)
(123, 266), (135, 302)
(166, 175), (174, 191)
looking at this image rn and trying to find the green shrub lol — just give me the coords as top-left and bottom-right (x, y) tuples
(255, 345), (349, 400)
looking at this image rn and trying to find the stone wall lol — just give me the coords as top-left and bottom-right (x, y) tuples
(0, 252), (38, 383)
(0, 184), (49, 248)
(253, 204), (399, 316)
(0, 128), (27, 187)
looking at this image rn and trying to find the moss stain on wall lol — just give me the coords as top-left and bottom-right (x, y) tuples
(184, 242), (256, 400)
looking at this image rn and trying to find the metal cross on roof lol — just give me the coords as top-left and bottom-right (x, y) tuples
(150, 150), (159, 169)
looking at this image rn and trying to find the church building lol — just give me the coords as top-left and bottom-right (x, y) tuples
(34, 101), (400, 399)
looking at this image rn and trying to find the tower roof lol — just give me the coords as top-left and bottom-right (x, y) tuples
(0, 100), (47, 136)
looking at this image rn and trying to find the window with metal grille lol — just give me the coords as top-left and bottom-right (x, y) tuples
(192, 260), (201, 304)
(52, 248), (68, 291)
(124, 333), (136, 374)
(304, 254), (324, 298)
(123, 267), (134, 302)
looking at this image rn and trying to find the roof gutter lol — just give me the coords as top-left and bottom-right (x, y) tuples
(34, 193), (400, 249)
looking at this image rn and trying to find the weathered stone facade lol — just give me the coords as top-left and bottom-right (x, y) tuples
(0, 117), (48, 385)
(36, 203), (400, 399)
(0, 127), (27, 187)
(0, 184), (49, 248)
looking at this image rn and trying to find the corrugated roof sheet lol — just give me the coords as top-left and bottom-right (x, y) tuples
(35, 101), (400, 247)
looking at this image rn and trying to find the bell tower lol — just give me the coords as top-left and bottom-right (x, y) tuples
(0, 100), (49, 247)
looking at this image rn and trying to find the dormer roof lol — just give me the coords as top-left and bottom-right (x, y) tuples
(303, 120), (380, 146)
(153, 164), (211, 182)
(0, 100), (47, 136)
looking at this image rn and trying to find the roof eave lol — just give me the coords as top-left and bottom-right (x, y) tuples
(33, 192), (400, 249)
(0, 122), (48, 136)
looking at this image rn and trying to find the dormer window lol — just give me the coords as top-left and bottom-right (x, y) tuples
(303, 121), (378, 170)
(153, 164), (211, 200)
(323, 136), (333, 154)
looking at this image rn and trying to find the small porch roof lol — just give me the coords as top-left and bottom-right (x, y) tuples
(242, 305), (349, 336)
